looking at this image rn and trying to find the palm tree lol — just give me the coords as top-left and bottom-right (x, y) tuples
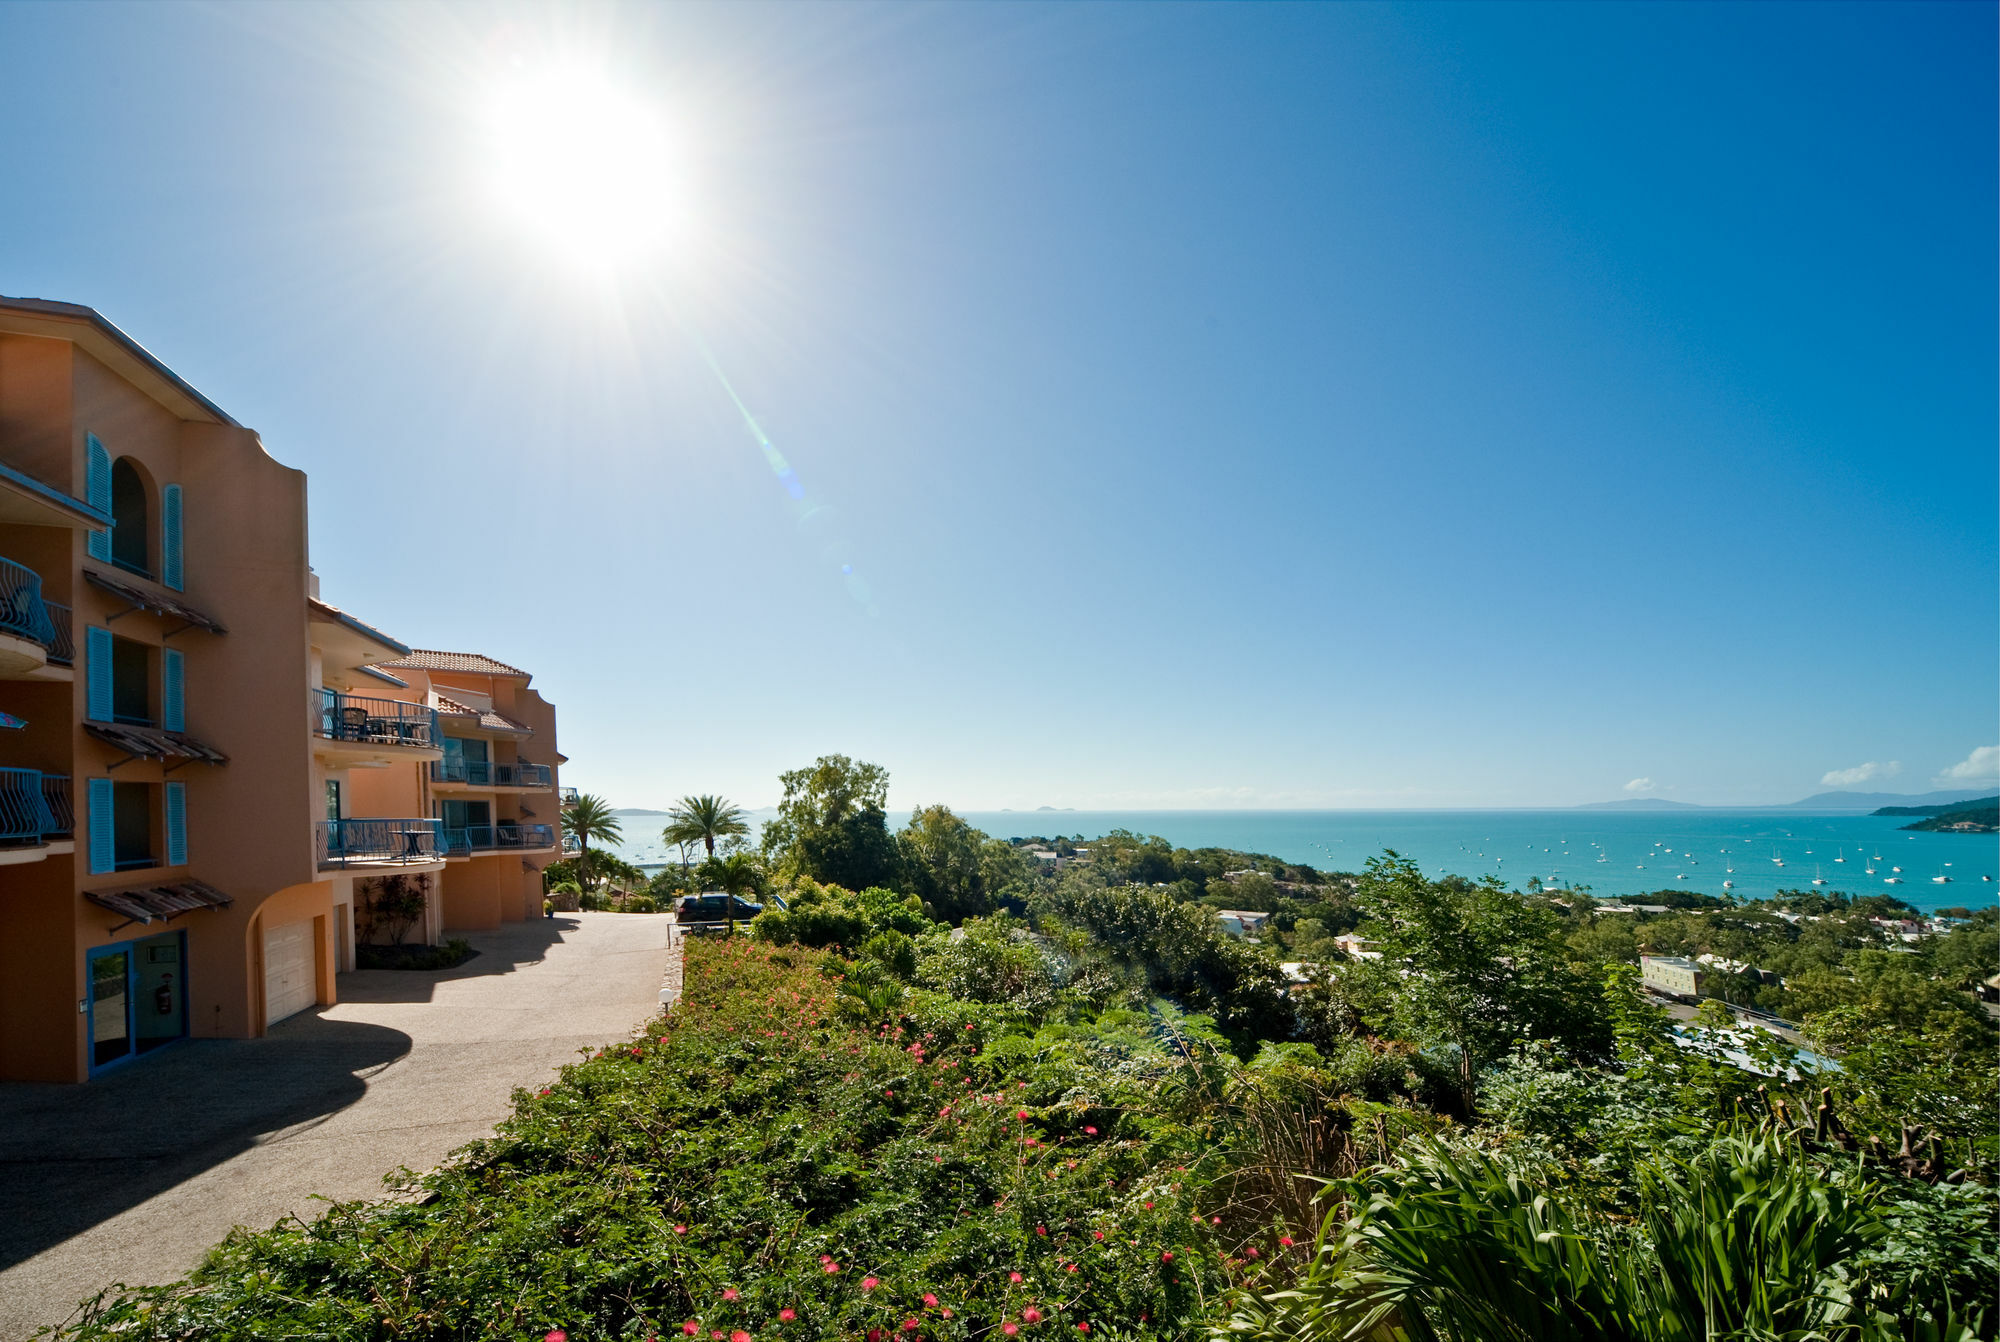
(560, 793), (623, 888)
(664, 794), (750, 860)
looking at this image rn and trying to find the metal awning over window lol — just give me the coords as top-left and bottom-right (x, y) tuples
(85, 878), (233, 931)
(84, 721), (229, 770)
(83, 568), (227, 636)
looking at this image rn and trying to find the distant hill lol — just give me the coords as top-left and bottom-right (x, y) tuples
(1873, 794), (1999, 817)
(1892, 797), (1999, 833)
(611, 808), (669, 816)
(1575, 798), (1706, 810)
(1786, 788), (1993, 812)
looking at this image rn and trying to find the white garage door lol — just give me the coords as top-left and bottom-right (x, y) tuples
(263, 920), (315, 1026)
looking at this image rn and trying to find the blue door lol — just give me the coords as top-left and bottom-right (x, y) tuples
(86, 931), (187, 1074)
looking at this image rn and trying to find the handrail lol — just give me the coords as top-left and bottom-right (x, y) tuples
(41, 774), (72, 837)
(310, 688), (441, 749)
(0, 767), (56, 845)
(43, 601), (72, 664)
(431, 760), (553, 788)
(444, 823), (557, 855)
(0, 557), (58, 650)
(317, 818), (446, 869)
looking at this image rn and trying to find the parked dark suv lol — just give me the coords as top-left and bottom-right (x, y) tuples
(674, 893), (765, 935)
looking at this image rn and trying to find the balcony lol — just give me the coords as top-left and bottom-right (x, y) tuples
(310, 689), (444, 765)
(0, 557), (68, 680)
(444, 823), (557, 856)
(559, 786), (580, 805)
(317, 818), (447, 870)
(430, 759), (553, 790)
(0, 767), (67, 863)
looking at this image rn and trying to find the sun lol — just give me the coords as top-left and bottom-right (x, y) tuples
(482, 60), (684, 269)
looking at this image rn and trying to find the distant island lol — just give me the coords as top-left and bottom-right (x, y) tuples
(1576, 787), (1994, 812)
(610, 807), (670, 816)
(1875, 796), (1999, 834)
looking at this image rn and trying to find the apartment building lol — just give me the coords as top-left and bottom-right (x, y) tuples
(0, 297), (566, 1081)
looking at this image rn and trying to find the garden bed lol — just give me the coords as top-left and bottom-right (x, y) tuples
(355, 937), (478, 971)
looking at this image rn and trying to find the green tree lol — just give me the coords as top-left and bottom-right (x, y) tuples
(558, 793), (622, 883)
(1359, 853), (1610, 1113)
(664, 794), (751, 861)
(695, 851), (767, 936)
(898, 803), (990, 922)
(761, 754), (898, 890)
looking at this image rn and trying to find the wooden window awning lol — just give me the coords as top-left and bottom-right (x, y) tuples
(83, 568), (227, 636)
(85, 877), (233, 931)
(84, 721), (229, 770)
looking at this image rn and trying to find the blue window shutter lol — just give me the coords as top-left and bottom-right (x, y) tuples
(85, 626), (113, 722)
(86, 435), (111, 562)
(161, 484), (184, 590)
(165, 781), (187, 866)
(162, 647), (185, 732)
(87, 778), (114, 875)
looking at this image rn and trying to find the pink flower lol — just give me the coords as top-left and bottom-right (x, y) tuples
(674, 1224), (688, 1235)
(1017, 1110), (1029, 1120)
(723, 1288), (740, 1302)
(1143, 1201), (1154, 1210)
(1083, 1126), (1097, 1135)
(1009, 1271), (1023, 1284)
(1003, 1326), (1020, 1338)
(822, 1262), (839, 1274)
(1092, 1231), (1103, 1241)
(901, 1320), (918, 1333)
(885, 1090), (894, 1098)
(779, 1310), (795, 1323)
(683, 1324), (699, 1337)
(1245, 1247), (1260, 1259)
(1160, 1252), (1174, 1263)
(1035, 1225), (1048, 1237)
(1278, 1236), (1295, 1248)
(1023, 1308), (1043, 1324)
(862, 1277), (880, 1292)
(869, 1332), (884, 1342)
(942, 1309), (953, 1320)
(922, 1295), (938, 1308)
(1076, 1325), (1090, 1334)
(933, 1155), (944, 1164)
(732, 1333), (751, 1342)
(547, 1333), (568, 1342)
(1064, 1263), (1077, 1274)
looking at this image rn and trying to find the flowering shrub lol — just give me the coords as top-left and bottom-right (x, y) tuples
(56, 939), (1243, 1341)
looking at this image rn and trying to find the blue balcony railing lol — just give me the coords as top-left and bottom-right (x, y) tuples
(311, 689), (441, 750)
(430, 759), (553, 788)
(0, 767), (58, 847)
(0, 557), (59, 652)
(558, 786), (580, 805)
(444, 823), (557, 855)
(317, 818), (446, 869)
(41, 773), (72, 837)
(43, 601), (72, 665)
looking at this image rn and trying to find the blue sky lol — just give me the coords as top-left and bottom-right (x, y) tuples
(3, 2), (1993, 810)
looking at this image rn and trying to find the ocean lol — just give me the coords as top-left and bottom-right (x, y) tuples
(603, 809), (1998, 915)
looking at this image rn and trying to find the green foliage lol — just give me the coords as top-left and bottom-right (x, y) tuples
(753, 878), (930, 951)
(560, 792), (623, 867)
(762, 754), (900, 890)
(354, 938), (475, 971)
(899, 804), (995, 922)
(1220, 1135), (1985, 1342)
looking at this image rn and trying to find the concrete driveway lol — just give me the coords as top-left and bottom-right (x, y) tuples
(0, 911), (669, 1340)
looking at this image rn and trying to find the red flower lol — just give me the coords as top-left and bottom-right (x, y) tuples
(885, 1090), (894, 1098)
(1160, 1252), (1173, 1262)
(1143, 1201), (1154, 1210)
(862, 1277), (880, 1292)
(1083, 1126), (1097, 1135)
(1008, 1271), (1023, 1284)
(1017, 1110), (1029, 1120)
(901, 1320), (918, 1333)
(869, 1332), (884, 1342)
(547, 1333), (568, 1342)
(1278, 1236), (1295, 1248)
(682, 1324), (699, 1337)
(1035, 1225), (1048, 1237)
(1076, 1325), (1090, 1334)
(922, 1294), (939, 1308)
(723, 1289), (740, 1302)
(1023, 1308), (1043, 1324)
(1064, 1263), (1077, 1274)
(1092, 1231), (1103, 1241)
(732, 1332), (751, 1342)
(822, 1262), (839, 1274)
(1003, 1326), (1019, 1338)
(1245, 1247), (1260, 1259)
(674, 1225), (688, 1235)
(779, 1310), (795, 1323)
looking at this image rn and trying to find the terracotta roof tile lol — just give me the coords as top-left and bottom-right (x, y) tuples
(377, 648), (529, 677)
(432, 695), (532, 734)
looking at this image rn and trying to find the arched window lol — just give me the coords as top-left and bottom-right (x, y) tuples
(110, 458), (150, 576)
